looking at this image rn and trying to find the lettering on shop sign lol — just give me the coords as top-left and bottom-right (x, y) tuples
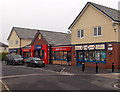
(75, 44), (105, 50)
(55, 48), (67, 51)
(95, 44), (105, 49)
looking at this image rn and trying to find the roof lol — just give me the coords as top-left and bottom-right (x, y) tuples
(7, 27), (38, 40)
(68, 2), (120, 29)
(31, 30), (71, 45)
(0, 42), (8, 47)
(8, 27), (71, 46)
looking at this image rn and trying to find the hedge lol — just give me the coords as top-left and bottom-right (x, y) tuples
(0, 52), (9, 61)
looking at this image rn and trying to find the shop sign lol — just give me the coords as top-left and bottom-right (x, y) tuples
(95, 44), (105, 50)
(88, 45), (95, 50)
(52, 47), (71, 51)
(75, 46), (83, 50)
(83, 45), (88, 50)
(9, 49), (18, 52)
(22, 49), (31, 52)
(34, 45), (42, 50)
(108, 47), (113, 50)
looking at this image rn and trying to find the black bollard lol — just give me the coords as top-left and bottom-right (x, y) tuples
(82, 62), (85, 72)
(112, 63), (114, 72)
(96, 63), (98, 73)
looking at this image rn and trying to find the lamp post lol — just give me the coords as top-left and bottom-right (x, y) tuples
(20, 38), (22, 55)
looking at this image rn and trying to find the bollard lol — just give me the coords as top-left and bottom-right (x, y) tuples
(112, 63), (114, 72)
(96, 63), (98, 73)
(82, 62), (85, 72)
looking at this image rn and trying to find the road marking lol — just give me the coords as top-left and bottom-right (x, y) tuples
(113, 83), (120, 89)
(0, 80), (10, 91)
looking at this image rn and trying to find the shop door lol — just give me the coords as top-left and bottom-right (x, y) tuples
(76, 51), (84, 66)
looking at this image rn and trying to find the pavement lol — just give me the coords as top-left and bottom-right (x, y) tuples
(42, 64), (120, 78)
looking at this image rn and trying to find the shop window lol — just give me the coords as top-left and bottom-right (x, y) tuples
(40, 50), (44, 59)
(93, 27), (102, 37)
(77, 30), (84, 38)
(84, 51), (89, 61)
(53, 51), (69, 60)
(78, 51), (83, 60)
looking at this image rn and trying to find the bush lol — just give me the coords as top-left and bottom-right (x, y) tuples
(0, 52), (9, 61)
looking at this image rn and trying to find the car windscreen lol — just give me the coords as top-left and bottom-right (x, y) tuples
(32, 58), (41, 61)
(13, 55), (22, 58)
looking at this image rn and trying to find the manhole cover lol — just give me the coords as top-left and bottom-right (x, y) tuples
(113, 83), (120, 89)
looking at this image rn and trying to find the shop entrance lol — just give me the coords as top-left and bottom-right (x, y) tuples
(34, 50), (44, 59)
(76, 51), (84, 66)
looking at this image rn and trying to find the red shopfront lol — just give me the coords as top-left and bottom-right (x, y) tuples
(31, 45), (49, 64)
(52, 46), (71, 65)
(22, 48), (31, 58)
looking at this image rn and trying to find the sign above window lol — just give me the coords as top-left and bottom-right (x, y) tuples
(75, 44), (105, 50)
(34, 45), (42, 50)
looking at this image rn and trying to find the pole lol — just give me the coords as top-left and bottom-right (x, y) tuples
(96, 63), (98, 73)
(112, 63), (114, 72)
(82, 62), (85, 72)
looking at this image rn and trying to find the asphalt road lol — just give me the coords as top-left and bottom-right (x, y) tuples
(1, 61), (119, 91)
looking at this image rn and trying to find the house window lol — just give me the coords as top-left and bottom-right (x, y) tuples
(93, 27), (102, 36)
(16, 40), (18, 44)
(77, 30), (84, 38)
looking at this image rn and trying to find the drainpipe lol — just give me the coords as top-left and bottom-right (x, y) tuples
(20, 38), (22, 55)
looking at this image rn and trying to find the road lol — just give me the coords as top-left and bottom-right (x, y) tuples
(1, 61), (119, 91)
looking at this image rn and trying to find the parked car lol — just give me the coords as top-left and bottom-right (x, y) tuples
(25, 57), (45, 67)
(5, 54), (24, 65)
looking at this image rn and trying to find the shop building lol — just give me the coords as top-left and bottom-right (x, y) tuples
(68, 2), (120, 69)
(30, 30), (71, 64)
(7, 27), (37, 54)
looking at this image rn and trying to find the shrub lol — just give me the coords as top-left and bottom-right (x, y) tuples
(0, 52), (9, 61)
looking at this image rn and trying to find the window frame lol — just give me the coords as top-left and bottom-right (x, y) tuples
(77, 29), (84, 38)
(93, 26), (102, 37)
(16, 40), (19, 45)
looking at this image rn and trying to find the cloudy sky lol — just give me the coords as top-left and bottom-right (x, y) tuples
(0, 0), (120, 44)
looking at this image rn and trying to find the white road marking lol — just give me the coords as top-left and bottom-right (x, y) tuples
(113, 83), (120, 89)
(0, 80), (10, 91)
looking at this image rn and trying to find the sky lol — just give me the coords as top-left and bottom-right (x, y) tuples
(0, 0), (120, 44)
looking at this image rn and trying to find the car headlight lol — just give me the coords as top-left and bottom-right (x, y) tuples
(35, 61), (38, 63)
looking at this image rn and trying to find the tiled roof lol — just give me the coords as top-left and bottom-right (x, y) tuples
(68, 2), (120, 29)
(10, 27), (70, 45)
(39, 30), (71, 45)
(0, 42), (8, 47)
(90, 2), (120, 22)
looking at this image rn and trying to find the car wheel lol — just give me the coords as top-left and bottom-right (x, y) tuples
(32, 64), (35, 67)
(25, 63), (28, 67)
(13, 62), (16, 66)
(5, 61), (9, 65)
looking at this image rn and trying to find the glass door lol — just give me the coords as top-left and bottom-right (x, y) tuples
(76, 51), (84, 66)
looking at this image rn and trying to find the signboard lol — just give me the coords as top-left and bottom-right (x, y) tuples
(95, 44), (105, 50)
(88, 45), (95, 50)
(108, 47), (113, 51)
(9, 49), (18, 52)
(52, 47), (71, 51)
(22, 49), (31, 52)
(75, 46), (83, 50)
(75, 44), (105, 50)
(34, 45), (42, 50)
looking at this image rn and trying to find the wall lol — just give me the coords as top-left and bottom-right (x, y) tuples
(71, 5), (118, 44)
(8, 30), (32, 49)
(8, 30), (20, 49)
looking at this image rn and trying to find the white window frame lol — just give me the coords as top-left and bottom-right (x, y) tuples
(77, 29), (84, 38)
(93, 27), (102, 37)
(16, 40), (19, 45)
